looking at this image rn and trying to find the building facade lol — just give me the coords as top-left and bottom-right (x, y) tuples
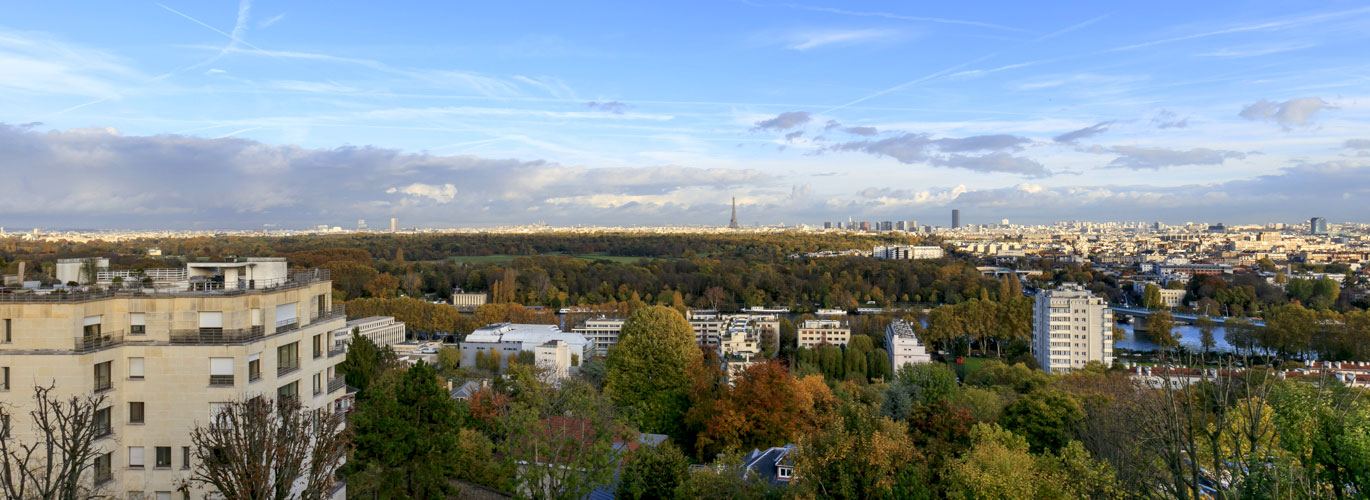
(450, 288), (488, 312)
(332, 315), (406, 348)
(885, 319), (931, 371)
(570, 317), (625, 356)
(1032, 285), (1114, 373)
(797, 319), (850, 348)
(0, 258), (349, 498)
(458, 323), (589, 377)
(872, 245), (945, 260)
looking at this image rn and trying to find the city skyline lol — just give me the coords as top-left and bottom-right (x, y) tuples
(3, 2), (1370, 228)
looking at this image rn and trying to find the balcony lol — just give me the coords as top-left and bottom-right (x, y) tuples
(170, 327), (265, 344)
(208, 375), (235, 386)
(0, 269), (332, 303)
(278, 362), (300, 377)
(310, 305), (347, 322)
(76, 330), (125, 352)
(275, 319), (299, 333)
(328, 345), (347, 358)
(328, 376), (346, 393)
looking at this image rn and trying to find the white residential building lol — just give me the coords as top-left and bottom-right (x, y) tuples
(570, 317), (626, 356)
(1033, 285), (1114, 373)
(797, 319), (850, 348)
(332, 316), (407, 348)
(450, 288), (488, 312)
(885, 319), (931, 371)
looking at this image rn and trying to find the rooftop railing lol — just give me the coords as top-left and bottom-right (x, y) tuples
(0, 269), (331, 303)
(170, 326), (265, 345)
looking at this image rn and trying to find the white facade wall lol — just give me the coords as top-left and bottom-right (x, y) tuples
(1033, 285), (1114, 373)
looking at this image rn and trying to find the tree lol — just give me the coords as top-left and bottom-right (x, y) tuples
(618, 440), (689, 500)
(1147, 311), (1178, 350)
(335, 330), (394, 399)
(999, 388), (1085, 453)
(703, 286), (726, 310)
(345, 362), (476, 498)
(1196, 315), (1217, 356)
(364, 273), (401, 298)
(882, 362), (960, 420)
(0, 385), (110, 500)
(944, 424), (1038, 500)
(436, 345), (461, 373)
(183, 397), (348, 500)
(731, 360), (806, 450)
(502, 373), (619, 500)
(606, 306), (702, 436)
(792, 403), (924, 499)
(1143, 283), (1163, 310)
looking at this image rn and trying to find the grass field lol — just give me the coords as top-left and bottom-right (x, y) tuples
(444, 252), (664, 264)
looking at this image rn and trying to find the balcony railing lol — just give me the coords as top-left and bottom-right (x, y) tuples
(208, 375), (235, 386)
(76, 330), (124, 352)
(278, 362), (300, 377)
(328, 345), (347, 358)
(170, 327), (265, 344)
(275, 319), (299, 333)
(328, 376), (346, 393)
(310, 305), (347, 322)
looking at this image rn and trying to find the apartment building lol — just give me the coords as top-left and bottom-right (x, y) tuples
(0, 257), (349, 498)
(459, 323), (589, 377)
(332, 315), (407, 348)
(570, 317), (625, 356)
(797, 319), (850, 348)
(885, 319), (931, 371)
(1032, 285), (1114, 373)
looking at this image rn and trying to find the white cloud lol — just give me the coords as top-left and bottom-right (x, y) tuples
(1239, 97), (1336, 130)
(783, 29), (901, 51)
(387, 183), (458, 203)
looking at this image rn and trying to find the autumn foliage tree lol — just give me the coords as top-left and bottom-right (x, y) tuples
(606, 306), (702, 436)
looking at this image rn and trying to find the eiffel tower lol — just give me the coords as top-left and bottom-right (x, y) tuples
(728, 197), (741, 229)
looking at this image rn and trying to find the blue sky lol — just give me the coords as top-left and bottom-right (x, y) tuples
(2, 1), (1369, 229)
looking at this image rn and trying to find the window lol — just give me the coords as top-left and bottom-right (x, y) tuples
(313, 334), (323, 358)
(251, 308), (263, 332)
(277, 342), (299, 375)
(277, 381), (298, 402)
(2, 366), (8, 391)
(94, 361), (112, 392)
(129, 402), (144, 424)
(199, 311), (223, 333)
(129, 446), (145, 468)
(94, 452), (112, 483)
(778, 467), (793, 478)
(312, 372), (322, 395)
(275, 303), (298, 329)
(248, 354), (261, 381)
(130, 313), (146, 335)
(156, 493), (172, 500)
(3, 318), (10, 342)
(83, 315), (102, 338)
(128, 357), (144, 379)
(209, 358), (234, 386)
(182, 446), (190, 470)
(94, 407), (111, 437)
(155, 446), (171, 468)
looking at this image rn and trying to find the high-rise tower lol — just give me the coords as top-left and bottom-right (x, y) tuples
(728, 197), (741, 229)
(951, 209), (960, 229)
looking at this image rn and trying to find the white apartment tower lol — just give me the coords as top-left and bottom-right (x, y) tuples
(885, 319), (931, 371)
(1033, 285), (1114, 373)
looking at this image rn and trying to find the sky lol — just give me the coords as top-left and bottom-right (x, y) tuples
(2, 1), (1369, 230)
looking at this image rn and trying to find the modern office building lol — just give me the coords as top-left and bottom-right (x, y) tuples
(796, 319), (850, 348)
(450, 287), (488, 312)
(0, 258), (349, 498)
(458, 323), (589, 375)
(1032, 285), (1114, 373)
(332, 316), (406, 348)
(952, 209), (961, 229)
(885, 319), (931, 372)
(1310, 217), (1329, 235)
(389, 217), (398, 232)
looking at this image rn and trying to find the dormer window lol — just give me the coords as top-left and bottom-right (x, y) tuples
(777, 467), (793, 479)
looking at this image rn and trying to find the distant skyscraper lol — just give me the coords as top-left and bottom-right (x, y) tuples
(1309, 217), (1328, 235)
(880, 221), (893, 231)
(824, 222), (833, 229)
(357, 219), (368, 231)
(859, 221), (871, 231)
(951, 209), (960, 228)
(728, 197), (741, 229)
(389, 217), (398, 232)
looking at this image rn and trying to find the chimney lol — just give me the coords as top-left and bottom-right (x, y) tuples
(446, 379), (453, 391)
(16, 261), (24, 282)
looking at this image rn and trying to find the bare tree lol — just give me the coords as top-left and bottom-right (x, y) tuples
(181, 397), (348, 500)
(0, 384), (110, 500)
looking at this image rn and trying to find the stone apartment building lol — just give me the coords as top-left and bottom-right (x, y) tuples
(0, 258), (349, 498)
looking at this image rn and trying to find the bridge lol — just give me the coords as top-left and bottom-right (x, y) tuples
(1109, 306), (1265, 327)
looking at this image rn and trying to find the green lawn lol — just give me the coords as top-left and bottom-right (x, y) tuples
(444, 252), (664, 264)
